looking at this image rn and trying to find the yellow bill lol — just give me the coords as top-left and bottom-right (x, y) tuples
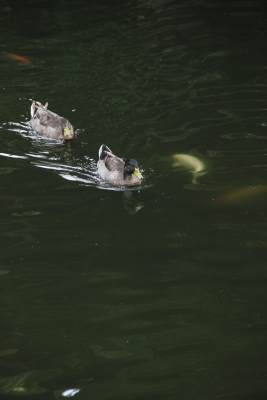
(63, 127), (73, 139)
(133, 168), (143, 179)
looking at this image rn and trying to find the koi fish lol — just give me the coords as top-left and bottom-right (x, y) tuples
(216, 185), (267, 205)
(5, 52), (31, 64)
(171, 153), (206, 183)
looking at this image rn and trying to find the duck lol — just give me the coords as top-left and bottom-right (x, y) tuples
(97, 144), (143, 187)
(30, 100), (75, 140)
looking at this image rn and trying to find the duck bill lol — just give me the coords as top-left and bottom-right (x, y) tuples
(63, 127), (74, 140)
(133, 168), (143, 179)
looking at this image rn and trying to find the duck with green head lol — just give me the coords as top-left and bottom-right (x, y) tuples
(30, 100), (75, 141)
(97, 144), (143, 187)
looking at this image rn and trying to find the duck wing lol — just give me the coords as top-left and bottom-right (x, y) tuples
(105, 153), (125, 173)
(31, 101), (48, 118)
(35, 108), (49, 126)
(35, 107), (65, 131)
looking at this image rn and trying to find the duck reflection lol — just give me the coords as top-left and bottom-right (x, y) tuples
(122, 190), (144, 215)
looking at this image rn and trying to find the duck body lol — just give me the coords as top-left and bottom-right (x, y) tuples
(30, 101), (74, 140)
(97, 144), (143, 187)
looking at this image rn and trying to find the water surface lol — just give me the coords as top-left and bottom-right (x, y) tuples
(1, 0), (267, 399)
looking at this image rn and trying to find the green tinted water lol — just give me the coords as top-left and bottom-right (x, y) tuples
(1, 0), (267, 399)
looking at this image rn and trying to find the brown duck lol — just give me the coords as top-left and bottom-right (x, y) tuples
(97, 144), (143, 187)
(30, 100), (74, 140)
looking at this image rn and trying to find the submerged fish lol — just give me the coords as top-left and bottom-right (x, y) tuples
(171, 153), (206, 183)
(5, 52), (31, 64)
(216, 185), (267, 206)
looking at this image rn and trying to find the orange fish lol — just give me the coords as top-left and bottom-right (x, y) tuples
(5, 52), (31, 64)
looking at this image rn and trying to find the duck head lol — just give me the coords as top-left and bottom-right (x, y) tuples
(124, 159), (143, 180)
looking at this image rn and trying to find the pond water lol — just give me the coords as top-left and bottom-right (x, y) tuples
(1, 0), (267, 399)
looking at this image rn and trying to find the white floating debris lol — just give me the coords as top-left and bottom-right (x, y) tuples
(62, 388), (80, 397)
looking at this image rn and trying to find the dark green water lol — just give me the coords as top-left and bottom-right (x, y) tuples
(1, 0), (267, 399)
